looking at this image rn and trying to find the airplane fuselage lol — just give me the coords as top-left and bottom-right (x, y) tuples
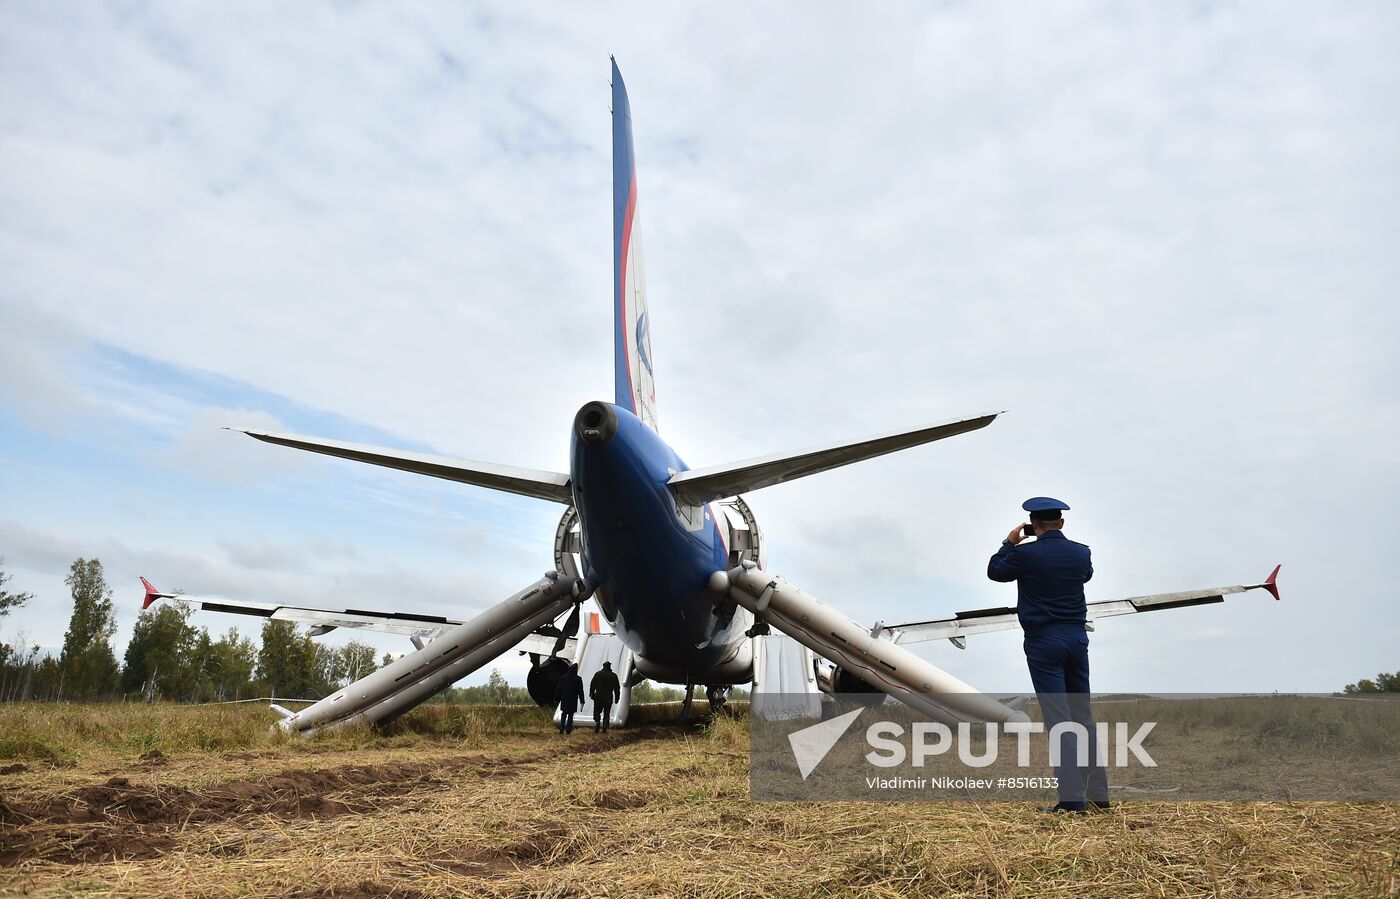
(570, 401), (746, 675)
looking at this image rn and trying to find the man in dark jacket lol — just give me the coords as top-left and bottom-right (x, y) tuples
(988, 496), (1108, 813)
(554, 662), (585, 735)
(589, 661), (621, 732)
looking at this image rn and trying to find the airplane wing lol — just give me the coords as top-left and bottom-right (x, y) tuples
(231, 428), (573, 504)
(720, 562), (1281, 724)
(667, 412), (1001, 504)
(139, 578), (576, 656)
(877, 565), (1282, 649)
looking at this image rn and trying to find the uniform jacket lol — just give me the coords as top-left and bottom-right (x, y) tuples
(589, 668), (621, 704)
(554, 671), (585, 713)
(987, 529), (1093, 634)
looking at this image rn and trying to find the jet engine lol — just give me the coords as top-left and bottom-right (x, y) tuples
(833, 666), (884, 695)
(526, 655), (571, 708)
(815, 657), (884, 698)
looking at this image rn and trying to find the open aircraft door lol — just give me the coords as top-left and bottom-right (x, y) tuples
(750, 633), (821, 720)
(555, 631), (635, 729)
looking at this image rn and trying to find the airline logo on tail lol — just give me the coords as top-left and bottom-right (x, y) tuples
(621, 215), (657, 431)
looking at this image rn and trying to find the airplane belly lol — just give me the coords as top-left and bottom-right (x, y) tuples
(603, 550), (736, 672)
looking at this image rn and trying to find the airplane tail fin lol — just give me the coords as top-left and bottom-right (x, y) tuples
(612, 58), (659, 432)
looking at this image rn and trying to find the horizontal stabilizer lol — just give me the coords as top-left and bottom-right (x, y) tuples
(231, 429), (572, 504)
(881, 565), (1283, 648)
(667, 412), (1001, 504)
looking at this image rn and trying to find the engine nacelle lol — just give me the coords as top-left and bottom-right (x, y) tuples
(526, 655), (571, 708)
(814, 658), (885, 700)
(833, 666), (884, 695)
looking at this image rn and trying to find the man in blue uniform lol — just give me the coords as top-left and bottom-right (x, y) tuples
(988, 497), (1109, 813)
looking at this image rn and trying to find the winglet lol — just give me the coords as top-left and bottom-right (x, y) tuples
(139, 577), (173, 610)
(1261, 564), (1281, 601)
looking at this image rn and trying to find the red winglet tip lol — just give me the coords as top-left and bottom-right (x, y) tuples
(1263, 564), (1281, 601)
(140, 577), (160, 610)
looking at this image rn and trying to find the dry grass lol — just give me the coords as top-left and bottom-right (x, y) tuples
(0, 702), (1396, 898)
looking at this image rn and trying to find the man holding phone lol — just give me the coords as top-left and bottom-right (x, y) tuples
(988, 497), (1108, 813)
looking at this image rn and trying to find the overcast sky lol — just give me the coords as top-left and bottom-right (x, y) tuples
(2, 3), (1396, 693)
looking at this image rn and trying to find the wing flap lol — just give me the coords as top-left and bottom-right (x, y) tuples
(232, 429), (572, 504)
(668, 412), (1000, 503)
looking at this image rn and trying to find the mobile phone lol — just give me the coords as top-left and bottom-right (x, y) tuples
(1022, 524), (1035, 537)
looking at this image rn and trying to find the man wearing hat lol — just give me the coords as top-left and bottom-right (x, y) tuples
(589, 661), (621, 733)
(988, 497), (1109, 813)
(553, 661), (585, 735)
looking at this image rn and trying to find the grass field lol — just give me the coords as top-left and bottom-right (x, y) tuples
(1, 702), (1397, 898)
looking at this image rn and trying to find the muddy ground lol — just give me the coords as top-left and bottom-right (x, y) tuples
(0, 711), (1396, 897)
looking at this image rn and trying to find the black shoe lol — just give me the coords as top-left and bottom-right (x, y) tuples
(1039, 803), (1087, 815)
(1089, 800), (1112, 810)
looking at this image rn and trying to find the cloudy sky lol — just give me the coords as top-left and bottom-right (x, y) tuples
(2, 3), (1396, 693)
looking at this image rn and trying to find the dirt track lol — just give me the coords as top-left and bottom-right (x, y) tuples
(0, 725), (706, 896)
(1, 713), (1396, 898)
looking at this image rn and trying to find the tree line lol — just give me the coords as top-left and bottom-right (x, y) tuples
(0, 557), (396, 703)
(1, 556), (754, 706)
(1342, 669), (1400, 694)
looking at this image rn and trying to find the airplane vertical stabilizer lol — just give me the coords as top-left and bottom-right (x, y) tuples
(612, 58), (659, 432)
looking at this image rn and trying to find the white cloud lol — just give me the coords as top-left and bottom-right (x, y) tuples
(1, 2), (1397, 690)
(163, 408), (312, 484)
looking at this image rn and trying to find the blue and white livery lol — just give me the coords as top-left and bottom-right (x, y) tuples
(612, 59), (658, 433)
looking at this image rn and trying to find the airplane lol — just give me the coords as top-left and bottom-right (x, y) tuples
(142, 59), (1281, 735)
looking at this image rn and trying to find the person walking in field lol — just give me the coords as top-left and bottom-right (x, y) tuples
(590, 660), (621, 732)
(554, 662), (585, 735)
